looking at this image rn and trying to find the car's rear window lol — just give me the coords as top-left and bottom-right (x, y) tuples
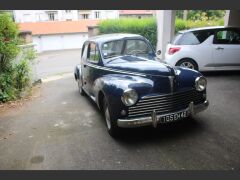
(172, 30), (214, 45)
(171, 33), (183, 44)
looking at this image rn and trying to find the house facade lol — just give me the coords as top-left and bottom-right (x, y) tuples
(18, 20), (99, 52)
(13, 10), (119, 23)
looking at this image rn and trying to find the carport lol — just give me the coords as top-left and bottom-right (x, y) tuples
(156, 10), (240, 59)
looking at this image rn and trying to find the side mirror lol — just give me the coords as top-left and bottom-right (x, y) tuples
(157, 50), (161, 55)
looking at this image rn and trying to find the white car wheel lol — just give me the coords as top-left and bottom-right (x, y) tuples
(176, 59), (198, 71)
(180, 62), (195, 69)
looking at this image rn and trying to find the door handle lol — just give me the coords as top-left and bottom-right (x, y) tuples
(216, 47), (224, 50)
(83, 64), (87, 68)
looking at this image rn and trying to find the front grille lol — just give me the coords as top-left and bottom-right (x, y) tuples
(128, 89), (204, 118)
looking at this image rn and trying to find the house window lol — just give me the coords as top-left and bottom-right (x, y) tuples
(65, 10), (71, 13)
(48, 13), (56, 21)
(83, 14), (89, 19)
(23, 14), (31, 22)
(95, 11), (100, 19)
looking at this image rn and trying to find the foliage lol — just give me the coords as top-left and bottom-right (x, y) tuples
(14, 47), (37, 92)
(175, 18), (224, 32)
(0, 13), (20, 72)
(99, 18), (157, 49)
(0, 13), (36, 103)
(176, 10), (226, 21)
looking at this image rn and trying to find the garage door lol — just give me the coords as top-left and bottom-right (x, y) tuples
(33, 33), (88, 52)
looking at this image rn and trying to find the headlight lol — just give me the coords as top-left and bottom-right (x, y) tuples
(121, 89), (138, 106)
(195, 76), (207, 91)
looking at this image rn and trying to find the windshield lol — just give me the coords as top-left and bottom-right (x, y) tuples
(102, 39), (154, 60)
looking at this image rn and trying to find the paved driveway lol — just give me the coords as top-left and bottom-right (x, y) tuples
(36, 49), (81, 78)
(0, 71), (240, 170)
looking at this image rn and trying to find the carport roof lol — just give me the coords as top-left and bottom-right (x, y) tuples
(18, 20), (100, 35)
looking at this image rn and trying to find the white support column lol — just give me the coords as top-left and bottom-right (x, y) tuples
(156, 10), (176, 60)
(224, 10), (240, 27)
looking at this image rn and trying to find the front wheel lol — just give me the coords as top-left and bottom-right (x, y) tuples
(176, 59), (198, 71)
(103, 97), (121, 138)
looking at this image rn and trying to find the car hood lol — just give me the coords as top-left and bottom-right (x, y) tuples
(104, 56), (174, 76)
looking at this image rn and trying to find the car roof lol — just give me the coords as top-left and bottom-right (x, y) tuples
(179, 26), (240, 34)
(87, 33), (144, 43)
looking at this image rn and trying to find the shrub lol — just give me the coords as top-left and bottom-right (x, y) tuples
(0, 13), (36, 103)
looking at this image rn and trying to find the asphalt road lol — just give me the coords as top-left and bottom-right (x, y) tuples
(0, 71), (240, 170)
(36, 49), (81, 78)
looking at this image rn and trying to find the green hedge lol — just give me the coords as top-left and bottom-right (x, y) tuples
(98, 18), (224, 48)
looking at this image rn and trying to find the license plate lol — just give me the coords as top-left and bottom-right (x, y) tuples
(159, 110), (189, 123)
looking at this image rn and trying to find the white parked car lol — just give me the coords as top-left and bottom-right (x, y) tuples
(163, 26), (240, 71)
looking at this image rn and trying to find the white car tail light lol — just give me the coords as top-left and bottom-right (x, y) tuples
(168, 47), (181, 55)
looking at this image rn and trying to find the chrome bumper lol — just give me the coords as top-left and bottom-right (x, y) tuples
(117, 100), (209, 128)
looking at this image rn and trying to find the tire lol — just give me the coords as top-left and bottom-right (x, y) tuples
(103, 97), (121, 138)
(176, 59), (198, 71)
(77, 77), (85, 96)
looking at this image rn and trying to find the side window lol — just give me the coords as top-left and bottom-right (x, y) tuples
(82, 43), (88, 61)
(177, 31), (213, 45)
(179, 32), (200, 45)
(214, 29), (240, 44)
(87, 42), (100, 63)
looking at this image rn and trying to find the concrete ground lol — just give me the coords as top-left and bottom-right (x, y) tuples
(36, 49), (81, 78)
(0, 71), (240, 170)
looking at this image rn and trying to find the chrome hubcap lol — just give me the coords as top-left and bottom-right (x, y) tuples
(180, 62), (194, 69)
(105, 107), (111, 130)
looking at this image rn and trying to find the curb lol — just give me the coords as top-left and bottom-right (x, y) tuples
(37, 73), (73, 84)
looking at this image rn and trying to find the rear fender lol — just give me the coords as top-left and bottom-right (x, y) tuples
(74, 64), (81, 81)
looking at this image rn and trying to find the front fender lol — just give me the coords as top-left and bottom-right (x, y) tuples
(174, 66), (203, 89)
(93, 74), (154, 119)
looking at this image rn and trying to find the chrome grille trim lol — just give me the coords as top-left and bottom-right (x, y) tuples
(128, 89), (204, 118)
(129, 99), (194, 111)
(141, 89), (194, 99)
(135, 93), (196, 105)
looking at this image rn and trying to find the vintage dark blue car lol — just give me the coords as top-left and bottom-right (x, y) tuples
(74, 34), (209, 137)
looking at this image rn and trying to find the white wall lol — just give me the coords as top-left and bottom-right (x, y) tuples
(14, 10), (49, 22)
(32, 33), (88, 52)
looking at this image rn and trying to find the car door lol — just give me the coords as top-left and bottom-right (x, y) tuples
(212, 28), (240, 70)
(81, 41), (89, 93)
(85, 42), (101, 97)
